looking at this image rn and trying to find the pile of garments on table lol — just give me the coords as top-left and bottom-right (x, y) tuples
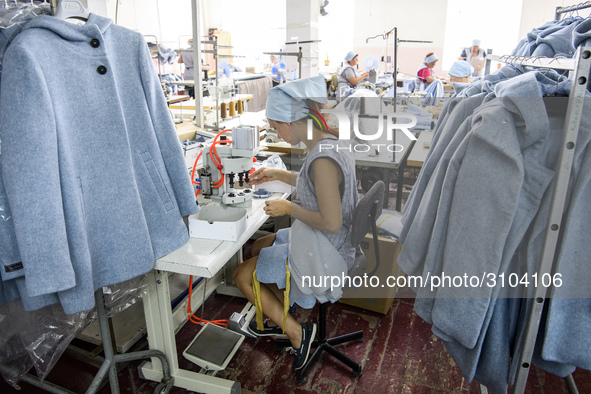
(398, 18), (591, 393)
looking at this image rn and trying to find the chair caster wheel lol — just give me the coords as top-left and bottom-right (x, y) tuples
(297, 374), (308, 384)
(356, 337), (364, 343)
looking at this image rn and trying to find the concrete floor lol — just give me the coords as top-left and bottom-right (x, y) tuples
(2, 287), (590, 394)
(1, 191), (590, 393)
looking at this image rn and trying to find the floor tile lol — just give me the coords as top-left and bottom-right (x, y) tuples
(2, 291), (591, 394)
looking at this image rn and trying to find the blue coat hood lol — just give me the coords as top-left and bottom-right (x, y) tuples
(0, 13), (198, 313)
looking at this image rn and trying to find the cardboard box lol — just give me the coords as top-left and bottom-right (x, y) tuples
(339, 234), (403, 314)
(188, 206), (247, 242)
(176, 121), (198, 142)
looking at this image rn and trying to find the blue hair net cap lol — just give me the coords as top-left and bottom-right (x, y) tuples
(472, 39), (481, 47)
(449, 60), (474, 77)
(344, 51), (357, 62)
(265, 75), (328, 123)
(425, 53), (438, 63)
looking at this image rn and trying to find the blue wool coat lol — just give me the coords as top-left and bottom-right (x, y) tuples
(0, 14), (197, 314)
(398, 69), (582, 390)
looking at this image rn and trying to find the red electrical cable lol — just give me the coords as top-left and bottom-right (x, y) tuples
(190, 129), (231, 197)
(209, 130), (232, 189)
(187, 275), (229, 327)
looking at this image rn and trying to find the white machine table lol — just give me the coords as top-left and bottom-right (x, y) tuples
(140, 193), (288, 393)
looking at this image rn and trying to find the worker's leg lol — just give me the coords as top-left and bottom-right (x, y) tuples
(233, 257), (302, 348)
(251, 233), (276, 257)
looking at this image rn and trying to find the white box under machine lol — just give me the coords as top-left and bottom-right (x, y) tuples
(188, 205), (247, 242)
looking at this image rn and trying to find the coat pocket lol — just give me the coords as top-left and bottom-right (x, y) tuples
(142, 151), (174, 211)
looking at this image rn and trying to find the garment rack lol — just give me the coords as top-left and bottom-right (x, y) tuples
(9, 288), (175, 394)
(486, 54), (575, 70)
(556, 1), (591, 20)
(512, 6), (591, 393)
(489, 45), (591, 393)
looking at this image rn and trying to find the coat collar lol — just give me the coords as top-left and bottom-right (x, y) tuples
(21, 13), (112, 42)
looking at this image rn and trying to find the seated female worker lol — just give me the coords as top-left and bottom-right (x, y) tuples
(233, 75), (358, 370)
(417, 52), (447, 89)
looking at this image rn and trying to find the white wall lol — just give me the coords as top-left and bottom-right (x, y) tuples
(285, 0), (319, 78)
(318, 0), (355, 72)
(519, 0), (581, 40)
(351, 0), (448, 76)
(102, 0), (587, 77)
(103, 0), (284, 72)
(106, 0), (447, 77)
(442, 0), (523, 71)
(104, 0), (196, 49)
(201, 0), (286, 71)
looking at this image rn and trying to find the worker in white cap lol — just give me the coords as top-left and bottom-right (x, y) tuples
(233, 75), (359, 371)
(336, 51), (369, 100)
(417, 52), (446, 89)
(460, 39), (486, 77)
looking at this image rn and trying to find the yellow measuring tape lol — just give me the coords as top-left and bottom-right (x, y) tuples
(252, 259), (291, 334)
(377, 214), (393, 229)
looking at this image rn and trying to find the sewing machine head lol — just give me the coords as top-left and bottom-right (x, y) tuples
(198, 126), (259, 207)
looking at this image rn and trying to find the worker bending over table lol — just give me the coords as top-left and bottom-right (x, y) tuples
(233, 75), (359, 370)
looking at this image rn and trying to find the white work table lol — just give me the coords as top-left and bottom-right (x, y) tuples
(140, 193), (288, 393)
(407, 129), (434, 168)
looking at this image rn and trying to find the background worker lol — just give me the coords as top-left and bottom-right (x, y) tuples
(460, 39), (486, 77)
(337, 51), (369, 100)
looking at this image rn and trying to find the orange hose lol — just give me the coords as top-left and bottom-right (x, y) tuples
(210, 130), (231, 187)
(187, 275), (229, 327)
(191, 130), (233, 197)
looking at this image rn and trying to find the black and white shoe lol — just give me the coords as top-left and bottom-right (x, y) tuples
(290, 322), (317, 370)
(248, 319), (287, 337)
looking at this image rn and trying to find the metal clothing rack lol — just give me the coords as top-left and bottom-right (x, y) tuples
(203, 35), (237, 130)
(10, 288), (174, 394)
(556, 1), (591, 20)
(511, 5), (591, 393)
(365, 27), (432, 104)
(490, 46), (591, 394)
(263, 47), (303, 81)
(363, 28), (431, 210)
(487, 54), (575, 70)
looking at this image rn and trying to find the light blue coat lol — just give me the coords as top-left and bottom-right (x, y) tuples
(399, 70), (579, 390)
(513, 18), (581, 57)
(532, 19), (582, 58)
(430, 73), (556, 347)
(0, 21), (62, 311)
(0, 14), (198, 314)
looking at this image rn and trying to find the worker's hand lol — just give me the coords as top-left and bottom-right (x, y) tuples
(250, 167), (279, 185)
(264, 199), (291, 217)
(362, 71), (369, 79)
